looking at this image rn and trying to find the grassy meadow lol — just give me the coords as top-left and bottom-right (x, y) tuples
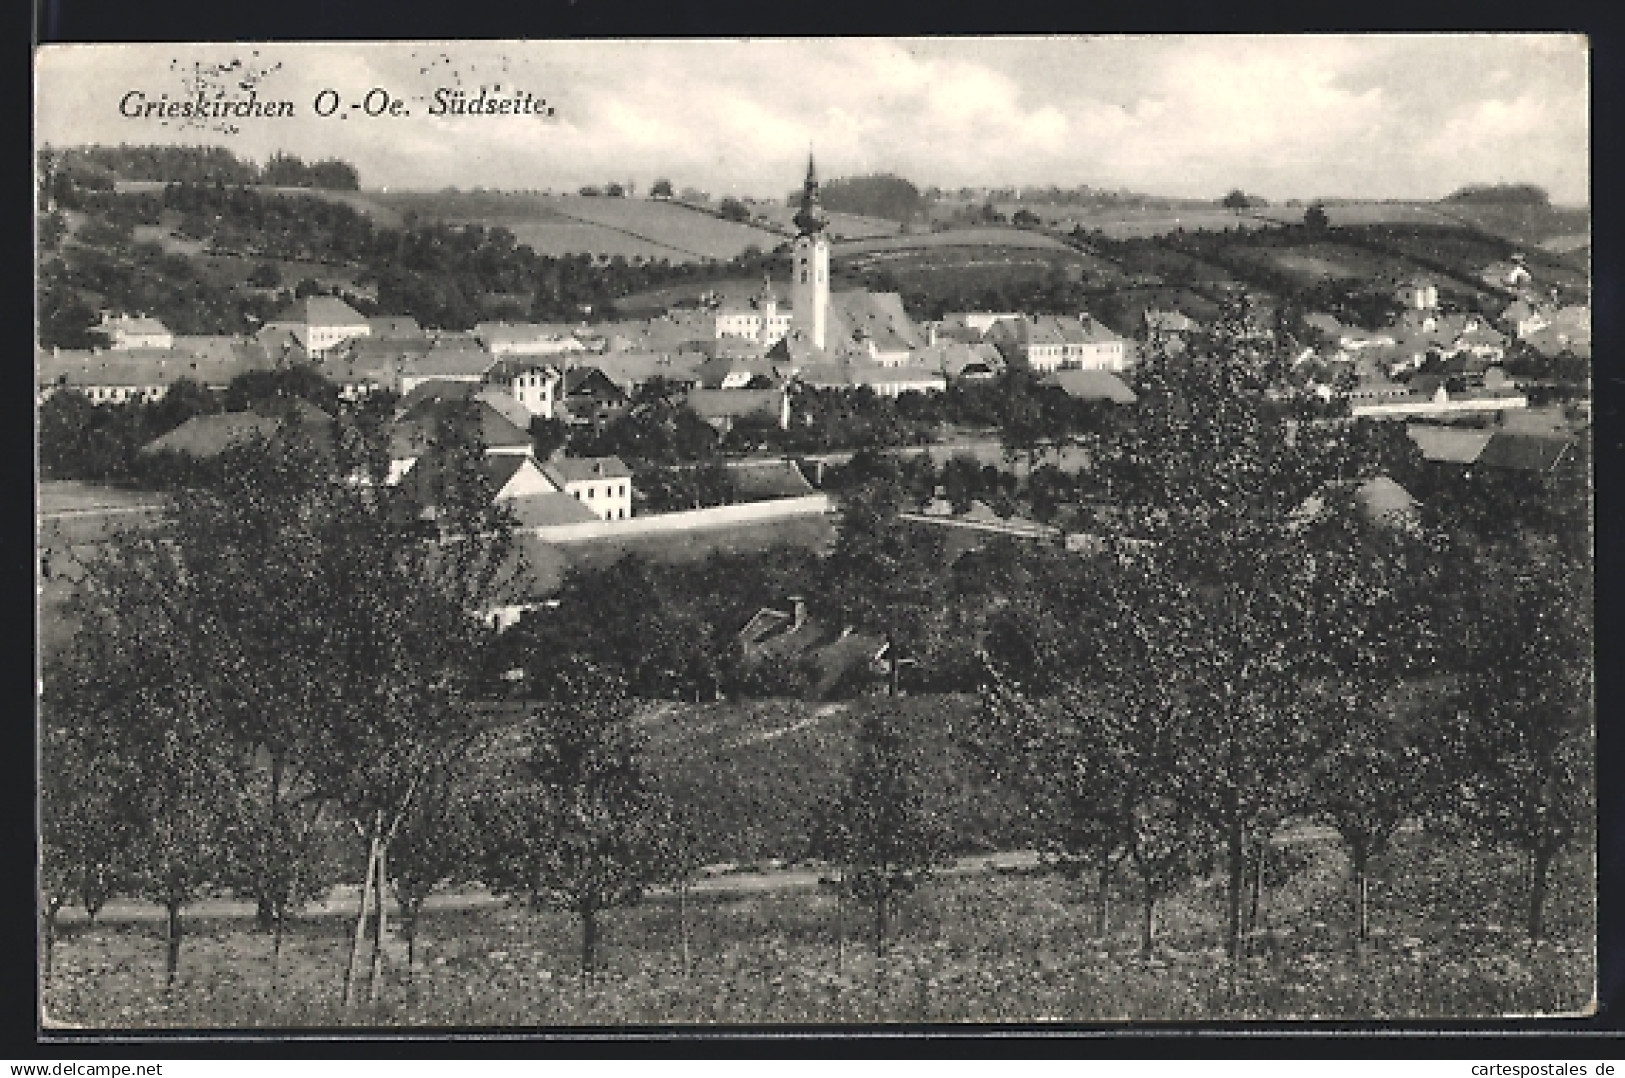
(41, 825), (1593, 1028)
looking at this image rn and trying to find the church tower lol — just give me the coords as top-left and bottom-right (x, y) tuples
(791, 153), (829, 350)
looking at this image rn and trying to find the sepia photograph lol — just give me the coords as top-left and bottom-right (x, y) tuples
(33, 35), (1595, 1031)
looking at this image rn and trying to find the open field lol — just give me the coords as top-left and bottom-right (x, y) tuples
(372, 192), (784, 262)
(1252, 202), (1463, 229)
(749, 202), (901, 241)
(834, 228), (1075, 256)
(40, 826), (1593, 1026)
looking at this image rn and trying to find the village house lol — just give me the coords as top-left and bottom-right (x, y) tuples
(539, 456), (634, 520)
(137, 399), (336, 461)
(1479, 257), (1533, 291)
(685, 387), (792, 433)
(475, 321), (590, 358)
(987, 314), (1127, 373)
(714, 277), (795, 348)
(393, 343), (498, 395)
(261, 296), (373, 358)
(929, 312), (1024, 345)
(98, 312), (174, 351)
(484, 358), (564, 419)
(37, 339), (271, 404)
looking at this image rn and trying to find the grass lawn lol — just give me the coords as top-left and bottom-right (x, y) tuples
(41, 829), (1592, 1027)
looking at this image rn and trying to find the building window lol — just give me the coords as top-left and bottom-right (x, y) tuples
(587, 486), (595, 499)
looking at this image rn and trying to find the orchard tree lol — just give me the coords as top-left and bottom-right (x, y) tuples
(477, 660), (665, 978)
(813, 705), (950, 955)
(1446, 537), (1593, 941)
(388, 756), (481, 972)
(47, 537), (240, 987)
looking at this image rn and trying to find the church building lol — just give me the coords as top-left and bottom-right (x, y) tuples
(714, 155), (831, 350)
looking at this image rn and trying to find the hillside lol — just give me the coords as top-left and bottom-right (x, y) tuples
(641, 693), (1028, 865)
(370, 191), (785, 263)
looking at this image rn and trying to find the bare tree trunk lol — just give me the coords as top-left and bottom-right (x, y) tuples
(678, 878), (691, 978)
(368, 838), (388, 1002)
(1095, 856), (1112, 939)
(41, 906), (59, 982)
(1226, 824), (1245, 963)
(580, 906), (598, 983)
(835, 873), (846, 974)
(341, 814), (380, 1009)
(1351, 846), (1370, 944)
(1140, 880), (1157, 959)
(164, 898), (183, 988)
(1247, 838), (1265, 958)
(1528, 844), (1553, 942)
(272, 906), (285, 973)
(874, 887), (889, 957)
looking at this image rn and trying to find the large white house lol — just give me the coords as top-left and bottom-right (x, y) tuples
(263, 296), (373, 357)
(540, 456), (635, 520)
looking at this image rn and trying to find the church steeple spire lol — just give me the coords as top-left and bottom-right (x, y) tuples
(793, 150), (826, 237)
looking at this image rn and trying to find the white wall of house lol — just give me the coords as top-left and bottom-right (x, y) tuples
(565, 476), (633, 520)
(506, 370), (561, 418)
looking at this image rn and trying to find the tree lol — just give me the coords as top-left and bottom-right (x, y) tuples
(1446, 538), (1593, 941)
(1012, 208), (1042, 228)
(1304, 203), (1330, 231)
(528, 415), (569, 461)
(45, 537), (240, 987)
(39, 699), (133, 977)
(477, 660), (665, 978)
(1294, 494), (1449, 945)
(649, 178), (674, 199)
(812, 705), (950, 955)
(387, 757), (479, 973)
(718, 198), (751, 223)
(1222, 190), (1252, 212)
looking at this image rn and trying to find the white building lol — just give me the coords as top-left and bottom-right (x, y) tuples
(98, 313), (174, 351)
(541, 456), (635, 520)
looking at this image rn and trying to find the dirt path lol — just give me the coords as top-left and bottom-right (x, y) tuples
(50, 824), (1373, 927)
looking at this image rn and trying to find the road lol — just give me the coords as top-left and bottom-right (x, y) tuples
(49, 823), (1377, 926)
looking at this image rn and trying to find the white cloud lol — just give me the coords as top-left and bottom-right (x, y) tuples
(33, 37), (1589, 203)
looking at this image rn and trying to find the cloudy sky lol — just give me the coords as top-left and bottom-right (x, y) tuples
(34, 36), (1589, 203)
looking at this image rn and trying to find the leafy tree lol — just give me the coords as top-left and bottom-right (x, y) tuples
(649, 178), (674, 199)
(46, 536), (240, 986)
(476, 660), (665, 977)
(38, 700), (133, 977)
(1012, 208), (1042, 228)
(718, 198), (751, 223)
(823, 473), (946, 689)
(1304, 203), (1331, 231)
(812, 705), (950, 955)
(387, 757), (479, 972)
(1222, 190), (1252, 211)
(1445, 538), (1593, 941)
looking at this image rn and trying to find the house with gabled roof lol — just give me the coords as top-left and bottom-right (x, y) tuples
(98, 312), (174, 351)
(685, 387), (791, 433)
(539, 456), (634, 520)
(263, 296), (372, 357)
(138, 399), (336, 461)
